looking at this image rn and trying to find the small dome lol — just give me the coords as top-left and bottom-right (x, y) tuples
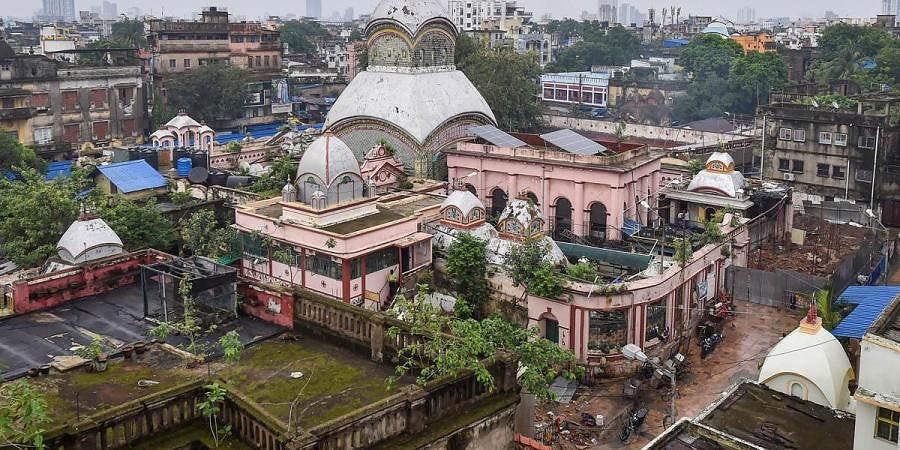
(297, 133), (361, 186)
(198, 124), (215, 134)
(687, 152), (745, 197)
(370, 0), (452, 36)
(441, 189), (485, 217)
(150, 129), (174, 140)
(707, 152), (735, 171)
(701, 22), (731, 38)
(165, 112), (201, 129)
(758, 313), (853, 411)
(56, 217), (124, 264)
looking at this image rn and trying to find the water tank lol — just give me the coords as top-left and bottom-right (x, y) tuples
(174, 149), (191, 164)
(176, 158), (193, 177)
(207, 171), (229, 186)
(128, 148), (141, 161)
(139, 149), (159, 170)
(190, 152), (208, 169)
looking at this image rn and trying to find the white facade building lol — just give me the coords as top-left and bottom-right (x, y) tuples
(540, 72), (609, 108)
(447, 0), (531, 31)
(853, 298), (900, 450)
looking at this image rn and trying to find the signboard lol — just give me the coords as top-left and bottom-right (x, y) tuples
(272, 102), (293, 114)
(364, 290), (380, 302)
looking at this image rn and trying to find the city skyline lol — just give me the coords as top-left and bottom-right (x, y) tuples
(3, 0), (886, 22)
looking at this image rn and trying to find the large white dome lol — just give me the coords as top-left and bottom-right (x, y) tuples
(297, 133), (361, 187)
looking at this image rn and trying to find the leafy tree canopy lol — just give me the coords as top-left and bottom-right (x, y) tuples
(387, 286), (580, 402)
(728, 51), (788, 112)
(246, 155), (297, 197)
(456, 35), (544, 132)
(0, 133), (44, 174)
(180, 209), (234, 258)
(110, 19), (148, 48)
(678, 34), (744, 79)
(0, 380), (50, 449)
(0, 169), (81, 267)
(813, 23), (900, 90)
(166, 64), (248, 124)
(280, 20), (329, 56)
(545, 25), (641, 72)
(446, 233), (490, 319)
(96, 195), (175, 252)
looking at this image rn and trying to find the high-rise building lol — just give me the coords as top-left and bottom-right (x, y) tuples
(736, 6), (756, 24)
(306, 0), (322, 19)
(883, 0), (896, 15)
(102, 1), (118, 20)
(618, 2), (643, 26)
(42, 0), (76, 22)
(448, 0), (532, 31)
(598, 0), (618, 23)
(344, 7), (355, 22)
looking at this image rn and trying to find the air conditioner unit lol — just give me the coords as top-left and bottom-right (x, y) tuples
(783, 173), (795, 181)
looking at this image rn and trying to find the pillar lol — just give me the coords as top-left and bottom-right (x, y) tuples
(342, 259), (351, 303)
(574, 181), (585, 238)
(370, 316), (384, 362)
(508, 173), (518, 200)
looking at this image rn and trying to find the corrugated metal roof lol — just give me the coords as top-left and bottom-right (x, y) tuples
(96, 160), (166, 194)
(831, 285), (900, 339)
(45, 160), (73, 180)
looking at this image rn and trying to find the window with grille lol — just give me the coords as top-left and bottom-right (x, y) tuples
(834, 133), (848, 146)
(32, 92), (49, 109)
(792, 160), (804, 174)
(33, 127), (52, 145)
(817, 163), (830, 177)
(778, 158), (790, 172)
(819, 131), (832, 144)
(858, 136), (876, 149)
(876, 407), (899, 443)
(793, 129), (806, 142)
(64, 124), (80, 143)
(90, 89), (106, 109)
(62, 91), (78, 111)
(832, 165), (846, 180)
(779, 127), (792, 140)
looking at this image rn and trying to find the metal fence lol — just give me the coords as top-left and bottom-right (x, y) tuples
(726, 266), (828, 308)
(140, 257), (238, 324)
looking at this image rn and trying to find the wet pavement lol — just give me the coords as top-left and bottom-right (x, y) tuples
(537, 300), (804, 449)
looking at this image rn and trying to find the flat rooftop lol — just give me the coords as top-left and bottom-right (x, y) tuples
(321, 208), (405, 235)
(696, 382), (854, 450)
(874, 294), (900, 343)
(0, 284), (283, 379)
(220, 337), (411, 428)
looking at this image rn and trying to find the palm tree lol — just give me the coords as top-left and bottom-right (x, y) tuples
(812, 286), (841, 331)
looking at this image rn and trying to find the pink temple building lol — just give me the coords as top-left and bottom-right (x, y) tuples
(233, 133), (441, 309)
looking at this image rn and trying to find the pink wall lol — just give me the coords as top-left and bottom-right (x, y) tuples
(447, 144), (662, 240)
(11, 250), (172, 315)
(239, 283), (293, 329)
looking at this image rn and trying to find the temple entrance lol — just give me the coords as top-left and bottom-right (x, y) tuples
(554, 197), (573, 241)
(490, 188), (508, 218)
(588, 202), (608, 244)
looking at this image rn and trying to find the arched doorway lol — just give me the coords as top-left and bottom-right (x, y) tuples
(490, 187), (508, 218)
(554, 197), (573, 241)
(589, 202), (608, 244)
(464, 183), (477, 196)
(540, 313), (559, 344)
(704, 207), (717, 222)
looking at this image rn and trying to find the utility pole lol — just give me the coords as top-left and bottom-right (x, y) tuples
(870, 126), (880, 210)
(759, 114), (766, 180)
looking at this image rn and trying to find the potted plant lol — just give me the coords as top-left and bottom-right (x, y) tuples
(75, 337), (108, 372)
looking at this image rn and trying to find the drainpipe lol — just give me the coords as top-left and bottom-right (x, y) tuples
(845, 158), (850, 200)
(870, 126), (880, 210)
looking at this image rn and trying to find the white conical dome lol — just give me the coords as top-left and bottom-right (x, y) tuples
(296, 133), (361, 187)
(56, 217), (124, 264)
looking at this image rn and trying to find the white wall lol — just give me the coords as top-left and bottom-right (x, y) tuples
(855, 403), (900, 450)
(854, 338), (900, 450)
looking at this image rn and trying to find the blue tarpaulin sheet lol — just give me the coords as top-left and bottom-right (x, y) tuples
(832, 285), (900, 339)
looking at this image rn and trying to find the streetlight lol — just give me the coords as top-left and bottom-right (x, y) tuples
(622, 344), (678, 426)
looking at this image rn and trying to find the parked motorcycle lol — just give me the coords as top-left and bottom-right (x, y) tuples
(700, 331), (725, 359)
(618, 407), (649, 443)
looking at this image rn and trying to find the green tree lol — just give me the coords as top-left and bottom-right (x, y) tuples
(0, 380), (50, 449)
(110, 19), (148, 48)
(0, 170), (80, 267)
(529, 263), (565, 298)
(166, 64), (248, 124)
(0, 132), (43, 174)
(196, 383), (231, 448)
(279, 20), (328, 56)
(456, 35), (544, 132)
(546, 26), (641, 72)
(97, 196), (174, 252)
(672, 74), (734, 122)
(504, 236), (546, 287)
(566, 260), (598, 282)
(729, 51), (788, 112)
(218, 330), (244, 364)
(387, 286), (579, 401)
(446, 233), (490, 319)
(678, 34), (744, 79)
(180, 209), (234, 258)
(812, 286), (841, 331)
(246, 155), (296, 197)
(813, 23), (897, 88)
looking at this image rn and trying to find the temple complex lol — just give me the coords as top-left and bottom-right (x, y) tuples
(325, 0), (496, 176)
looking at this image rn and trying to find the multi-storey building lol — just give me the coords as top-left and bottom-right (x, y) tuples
(40, 0), (76, 23)
(598, 0), (618, 23)
(447, 0), (532, 32)
(306, 0), (322, 19)
(0, 43), (147, 158)
(759, 95), (900, 225)
(147, 7), (282, 128)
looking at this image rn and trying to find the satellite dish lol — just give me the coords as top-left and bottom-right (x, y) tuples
(187, 166), (209, 184)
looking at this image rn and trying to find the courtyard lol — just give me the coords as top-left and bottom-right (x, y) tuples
(536, 299), (805, 449)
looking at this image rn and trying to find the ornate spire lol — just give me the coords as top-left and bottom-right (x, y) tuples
(799, 300), (823, 334)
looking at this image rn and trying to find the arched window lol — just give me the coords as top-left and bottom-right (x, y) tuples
(589, 202), (608, 243)
(525, 191), (539, 206)
(789, 382), (805, 399)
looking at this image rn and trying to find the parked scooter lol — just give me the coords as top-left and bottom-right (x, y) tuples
(700, 331), (725, 359)
(618, 407), (649, 442)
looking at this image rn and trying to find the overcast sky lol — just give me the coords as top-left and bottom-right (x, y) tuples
(6, 0), (883, 23)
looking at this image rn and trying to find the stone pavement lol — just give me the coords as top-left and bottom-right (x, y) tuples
(537, 300), (804, 449)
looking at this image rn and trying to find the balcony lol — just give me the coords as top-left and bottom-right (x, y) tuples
(156, 41), (230, 53)
(0, 107), (37, 120)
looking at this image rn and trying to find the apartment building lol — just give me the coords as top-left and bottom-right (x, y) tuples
(147, 7), (282, 127)
(447, 0), (532, 31)
(1, 44), (146, 158)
